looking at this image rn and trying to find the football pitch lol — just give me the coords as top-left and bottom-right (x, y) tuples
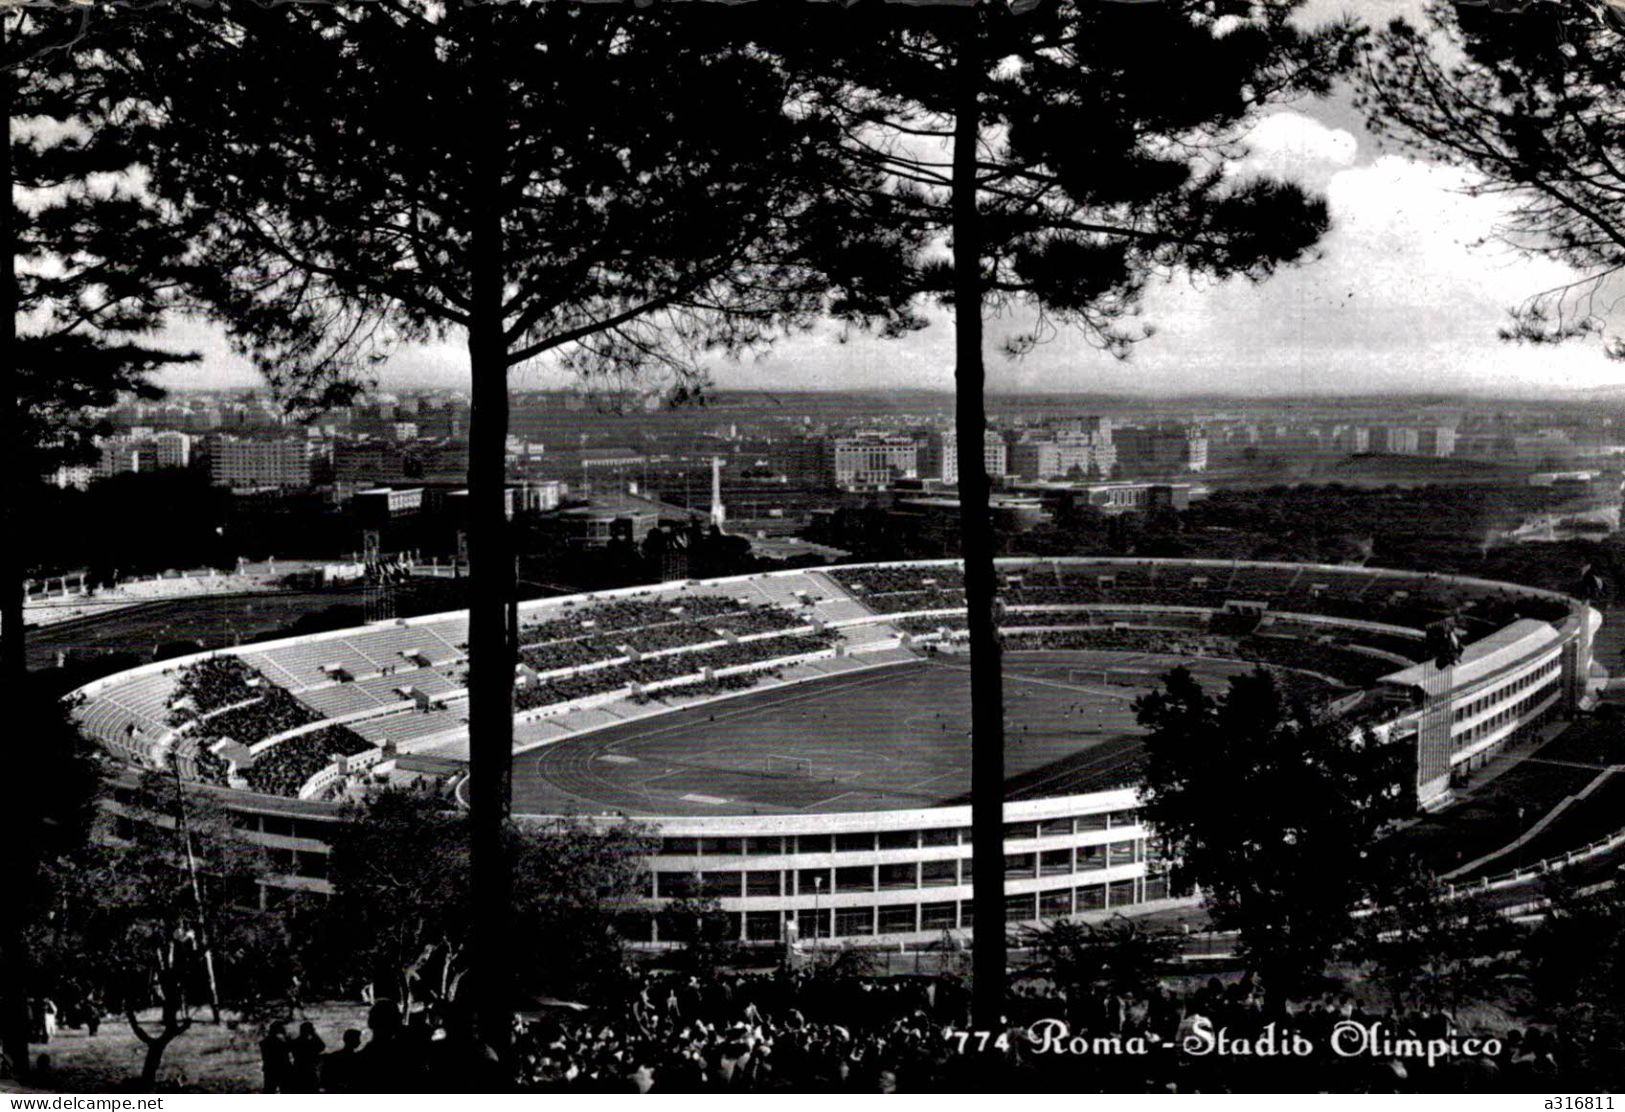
(508, 650), (1275, 818)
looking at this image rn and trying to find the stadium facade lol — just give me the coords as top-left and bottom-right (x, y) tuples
(72, 558), (1603, 947)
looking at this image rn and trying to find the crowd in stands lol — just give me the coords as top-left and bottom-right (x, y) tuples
(190, 744), (232, 787)
(838, 559), (1573, 656)
(191, 688), (322, 748)
(512, 599), (810, 671)
(711, 608), (805, 637)
(984, 627), (1373, 691)
(521, 596), (784, 641)
(833, 564), (1577, 647)
(628, 669), (780, 705)
(829, 568), (968, 614)
(1229, 636), (1400, 687)
(166, 657), (269, 725)
(513, 633), (836, 713)
(243, 725), (373, 797)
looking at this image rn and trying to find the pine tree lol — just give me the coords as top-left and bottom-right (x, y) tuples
(1359, 1), (1625, 354)
(101, 1), (923, 1058)
(766, 0), (1353, 1024)
(1, 7), (195, 1079)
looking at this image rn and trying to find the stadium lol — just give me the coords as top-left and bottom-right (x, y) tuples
(70, 557), (1604, 947)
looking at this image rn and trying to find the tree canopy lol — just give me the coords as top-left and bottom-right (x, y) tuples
(1359, 0), (1625, 355)
(1135, 666), (1412, 996)
(317, 789), (655, 1010)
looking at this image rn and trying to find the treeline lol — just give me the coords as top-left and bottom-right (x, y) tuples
(1006, 483), (1624, 598)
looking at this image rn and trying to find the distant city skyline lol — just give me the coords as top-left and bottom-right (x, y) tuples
(150, 0), (1625, 401)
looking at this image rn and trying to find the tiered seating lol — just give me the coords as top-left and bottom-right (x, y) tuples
(242, 640), (364, 689)
(1225, 566), (1291, 598)
(191, 744), (231, 787)
(710, 607), (804, 637)
(512, 631), (836, 712)
(826, 566), (967, 614)
(191, 687), (321, 747)
(354, 669), (461, 703)
(751, 572), (825, 608)
(835, 622), (902, 648)
(350, 706), (464, 746)
(1003, 581), (1100, 606)
(420, 618), (468, 654)
(110, 673), (176, 727)
(351, 625), (448, 663)
(509, 591), (817, 680)
(243, 725), (371, 797)
(629, 669), (773, 704)
(76, 697), (163, 764)
(299, 683), (390, 718)
(166, 657), (265, 724)
(1232, 635), (1398, 686)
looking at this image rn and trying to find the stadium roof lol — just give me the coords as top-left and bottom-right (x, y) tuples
(1379, 618), (1560, 698)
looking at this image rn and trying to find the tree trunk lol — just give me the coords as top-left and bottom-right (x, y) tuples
(0, 16), (34, 1082)
(463, 7), (514, 1072)
(952, 10), (1006, 1034)
(137, 1032), (173, 1090)
(128, 1006), (188, 1091)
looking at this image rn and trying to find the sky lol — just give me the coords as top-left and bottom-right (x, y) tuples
(149, 0), (1625, 399)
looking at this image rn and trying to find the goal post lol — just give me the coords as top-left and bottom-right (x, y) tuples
(763, 755), (814, 778)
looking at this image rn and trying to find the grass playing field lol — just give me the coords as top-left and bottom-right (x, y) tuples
(507, 650), (1284, 818)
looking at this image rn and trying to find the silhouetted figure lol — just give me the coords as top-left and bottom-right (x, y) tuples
(321, 1029), (364, 1093)
(288, 1021), (326, 1092)
(358, 999), (424, 1092)
(259, 1021), (292, 1094)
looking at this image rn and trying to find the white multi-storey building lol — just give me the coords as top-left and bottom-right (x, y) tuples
(210, 436), (315, 490)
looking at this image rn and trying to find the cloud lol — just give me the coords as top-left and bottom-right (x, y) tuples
(1231, 111), (1359, 192)
(150, 109), (1621, 400)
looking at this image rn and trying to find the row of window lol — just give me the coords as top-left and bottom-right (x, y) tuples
(107, 791), (341, 844)
(628, 876), (1171, 942)
(655, 813), (1139, 858)
(652, 842), (1142, 899)
(1452, 659), (1560, 723)
(1452, 677), (1559, 750)
(110, 814), (329, 882)
(261, 846), (330, 879)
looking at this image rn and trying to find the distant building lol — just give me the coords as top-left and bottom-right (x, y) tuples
(524, 480), (563, 512)
(826, 436), (919, 489)
(354, 487), (425, 523)
(923, 428), (1006, 484)
(539, 489), (702, 549)
(1417, 426), (1457, 458)
(1115, 426), (1206, 474)
(94, 436), (156, 478)
(771, 438), (827, 485)
(334, 440), (415, 493)
(416, 439), (470, 484)
(152, 430), (193, 469)
(1009, 427), (1116, 481)
(210, 437), (315, 491)
(1375, 426), (1420, 455)
(890, 492), (1048, 533)
(1016, 480), (1195, 515)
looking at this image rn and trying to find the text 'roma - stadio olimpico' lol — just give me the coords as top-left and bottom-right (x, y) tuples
(70, 557), (1603, 948)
